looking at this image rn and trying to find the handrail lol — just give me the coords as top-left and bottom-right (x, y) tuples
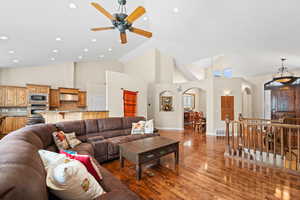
(225, 115), (300, 172)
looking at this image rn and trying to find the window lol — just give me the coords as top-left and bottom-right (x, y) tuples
(183, 94), (195, 109)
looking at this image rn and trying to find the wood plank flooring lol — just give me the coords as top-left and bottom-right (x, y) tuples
(102, 129), (300, 200)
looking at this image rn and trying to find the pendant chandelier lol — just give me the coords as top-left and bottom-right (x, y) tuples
(272, 58), (296, 84)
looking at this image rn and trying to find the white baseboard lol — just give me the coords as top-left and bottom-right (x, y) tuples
(156, 127), (184, 131)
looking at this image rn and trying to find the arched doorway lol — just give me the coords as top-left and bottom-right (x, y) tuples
(182, 87), (207, 133)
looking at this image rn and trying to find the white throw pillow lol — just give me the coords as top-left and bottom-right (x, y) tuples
(65, 132), (82, 148)
(131, 121), (146, 134)
(38, 150), (67, 171)
(144, 119), (154, 134)
(46, 159), (104, 200)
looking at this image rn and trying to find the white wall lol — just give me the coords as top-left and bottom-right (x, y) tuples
(0, 62), (74, 88)
(106, 71), (147, 118)
(74, 61), (124, 110)
(0, 61), (125, 111)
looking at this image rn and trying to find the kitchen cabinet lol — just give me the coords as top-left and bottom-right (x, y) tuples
(50, 89), (60, 108)
(59, 88), (79, 94)
(16, 87), (28, 107)
(5, 87), (17, 107)
(0, 86), (28, 107)
(0, 87), (6, 107)
(78, 91), (87, 107)
(27, 84), (50, 94)
(1, 116), (27, 134)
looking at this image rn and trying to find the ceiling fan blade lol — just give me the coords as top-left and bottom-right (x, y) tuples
(91, 2), (116, 21)
(130, 27), (152, 38)
(125, 6), (146, 24)
(91, 27), (115, 31)
(120, 32), (127, 44)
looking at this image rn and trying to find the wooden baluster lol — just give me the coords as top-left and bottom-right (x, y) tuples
(260, 124), (263, 157)
(273, 127), (276, 165)
(296, 128), (300, 170)
(281, 127), (284, 164)
(225, 116), (230, 155)
(247, 125), (250, 156)
(253, 125), (256, 160)
(232, 123), (235, 155)
(289, 128), (292, 169)
(267, 126), (270, 158)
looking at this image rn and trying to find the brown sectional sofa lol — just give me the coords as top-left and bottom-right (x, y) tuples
(0, 117), (158, 200)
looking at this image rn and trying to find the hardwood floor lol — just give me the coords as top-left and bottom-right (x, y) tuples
(103, 128), (300, 200)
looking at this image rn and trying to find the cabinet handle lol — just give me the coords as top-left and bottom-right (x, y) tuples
(147, 154), (154, 158)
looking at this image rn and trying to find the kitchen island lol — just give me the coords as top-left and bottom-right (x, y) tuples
(37, 110), (109, 123)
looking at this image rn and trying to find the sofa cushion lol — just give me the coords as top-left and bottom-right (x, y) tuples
(55, 120), (86, 136)
(85, 119), (99, 134)
(70, 142), (94, 156)
(87, 129), (128, 139)
(98, 118), (123, 132)
(122, 117), (146, 129)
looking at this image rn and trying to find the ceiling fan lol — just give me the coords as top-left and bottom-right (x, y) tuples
(90, 0), (153, 44)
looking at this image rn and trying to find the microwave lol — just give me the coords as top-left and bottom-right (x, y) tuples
(29, 94), (48, 102)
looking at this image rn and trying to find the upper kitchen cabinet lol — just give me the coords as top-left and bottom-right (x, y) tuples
(5, 87), (17, 107)
(27, 84), (50, 94)
(0, 86), (28, 107)
(16, 87), (28, 107)
(0, 87), (6, 107)
(50, 89), (60, 108)
(78, 91), (87, 107)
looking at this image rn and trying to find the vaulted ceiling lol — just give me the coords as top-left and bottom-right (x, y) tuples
(1, 0), (300, 77)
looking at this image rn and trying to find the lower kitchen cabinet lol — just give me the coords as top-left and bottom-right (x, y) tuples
(1, 116), (27, 135)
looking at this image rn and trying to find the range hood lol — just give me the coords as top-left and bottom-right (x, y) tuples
(60, 94), (79, 102)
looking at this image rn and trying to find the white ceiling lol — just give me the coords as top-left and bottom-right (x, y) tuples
(1, 0), (300, 77)
(0, 0), (150, 67)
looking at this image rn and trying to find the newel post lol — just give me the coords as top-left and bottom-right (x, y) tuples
(225, 114), (231, 155)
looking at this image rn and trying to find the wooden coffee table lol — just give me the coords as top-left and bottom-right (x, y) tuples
(119, 136), (179, 180)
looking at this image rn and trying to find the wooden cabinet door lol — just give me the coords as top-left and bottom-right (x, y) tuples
(0, 87), (6, 107)
(50, 89), (60, 108)
(16, 87), (28, 107)
(78, 91), (87, 107)
(14, 117), (27, 130)
(2, 117), (27, 134)
(221, 96), (234, 120)
(5, 87), (17, 107)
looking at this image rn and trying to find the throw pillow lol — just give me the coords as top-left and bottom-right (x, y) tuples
(38, 150), (67, 171)
(144, 119), (154, 134)
(131, 121), (146, 134)
(65, 132), (82, 148)
(60, 150), (102, 181)
(46, 159), (105, 200)
(52, 131), (70, 150)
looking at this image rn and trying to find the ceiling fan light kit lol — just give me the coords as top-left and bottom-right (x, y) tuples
(91, 0), (152, 44)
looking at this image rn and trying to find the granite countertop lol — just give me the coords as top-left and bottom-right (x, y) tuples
(36, 110), (109, 113)
(0, 113), (28, 117)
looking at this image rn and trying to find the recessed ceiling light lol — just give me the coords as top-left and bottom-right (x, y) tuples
(99, 55), (104, 58)
(0, 36), (8, 40)
(52, 49), (58, 53)
(50, 57), (55, 61)
(108, 48), (112, 52)
(69, 3), (77, 9)
(78, 56), (83, 60)
(143, 16), (148, 21)
(173, 8), (179, 13)
(8, 50), (15, 54)
(91, 38), (97, 42)
(83, 48), (89, 52)
(56, 37), (62, 41)
(12, 59), (19, 63)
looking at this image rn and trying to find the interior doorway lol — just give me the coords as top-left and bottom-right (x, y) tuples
(242, 87), (252, 118)
(183, 88), (207, 133)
